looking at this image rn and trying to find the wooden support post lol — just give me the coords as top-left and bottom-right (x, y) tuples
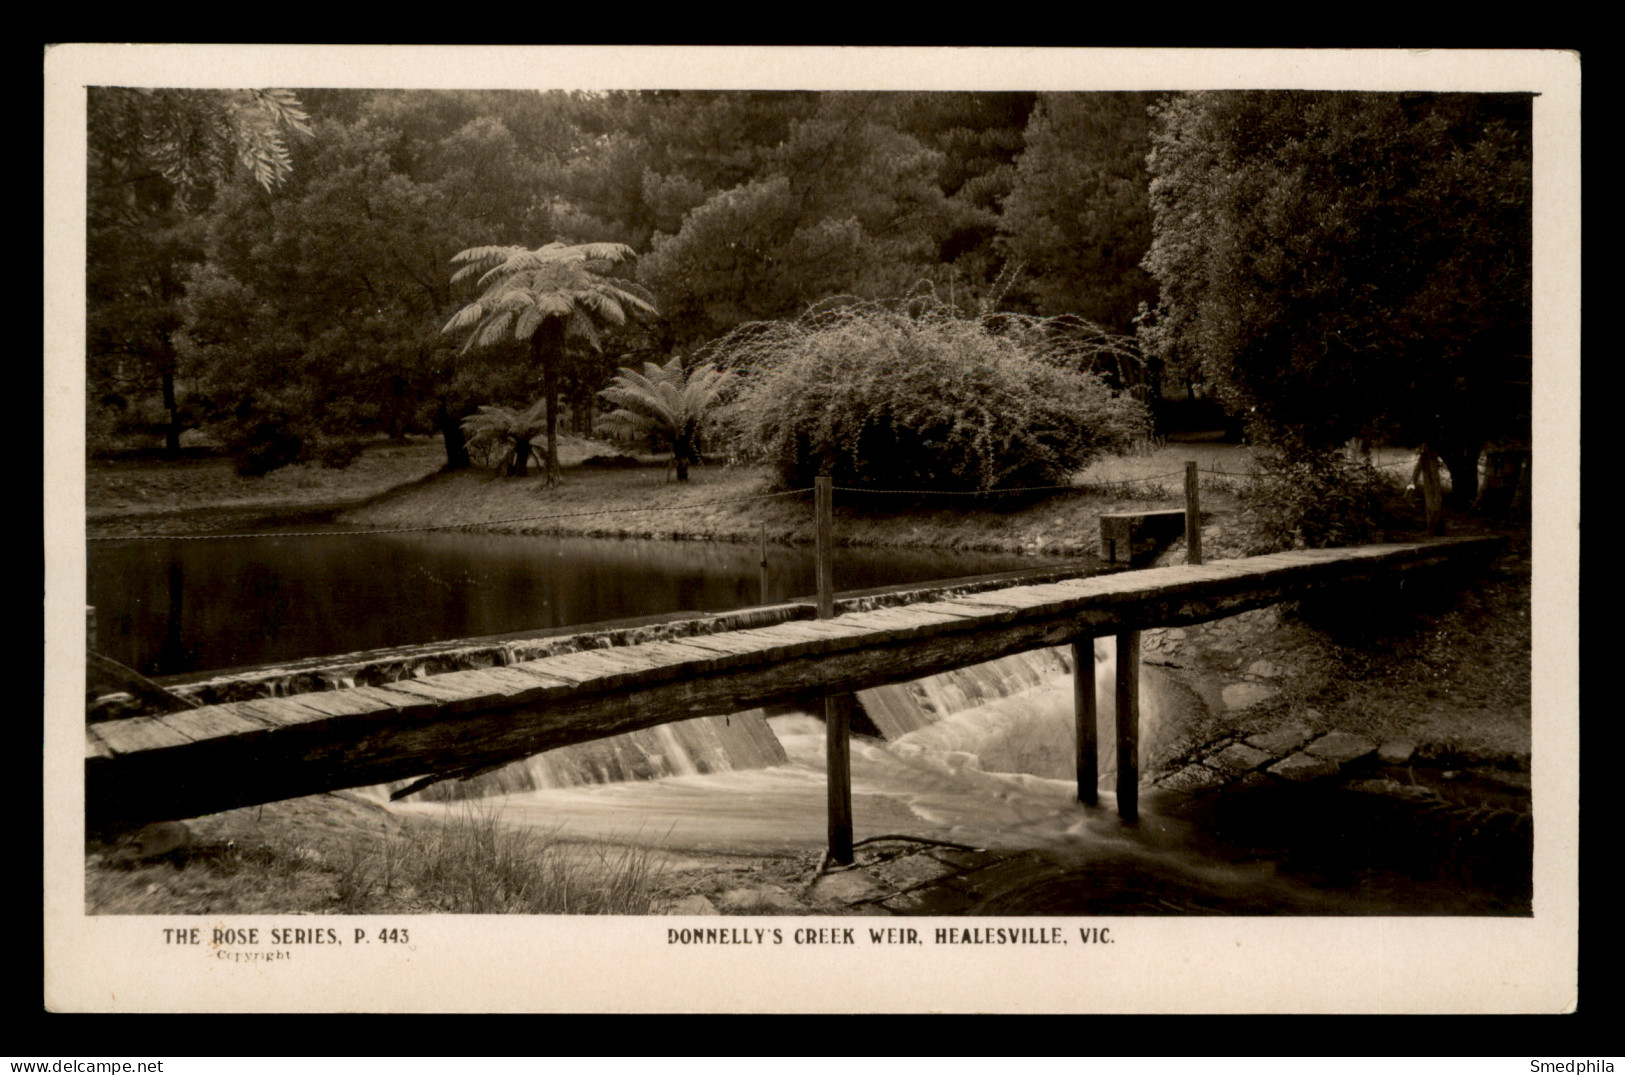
(825, 691), (854, 865)
(759, 522), (769, 605)
(814, 474), (854, 863)
(1072, 638), (1098, 806)
(816, 475), (834, 620)
(1420, 447), (1444, 536)
(86, 605), (97, 654)
(1184, 461), (1203, 565)
(1115, 630), (1140, 823)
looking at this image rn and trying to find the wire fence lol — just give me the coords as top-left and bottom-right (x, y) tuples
(87, 452), (1425, 543)
(86, 487), (815, 543)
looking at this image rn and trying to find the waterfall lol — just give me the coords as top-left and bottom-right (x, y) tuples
(860, 640), (1180, 786)
(395, 710), (788, 801)
(385, 641), (1189, 804)
(856, 648), (1073, 739)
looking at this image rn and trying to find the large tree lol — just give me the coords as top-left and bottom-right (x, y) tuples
(1141, 91), (1532, 505)
(441, 242), (658, 484)
(997, 92), (1159, 332)
(637, 93), (957, 346)
(86, 87), (311, 457)
(181, 92), (564, 472)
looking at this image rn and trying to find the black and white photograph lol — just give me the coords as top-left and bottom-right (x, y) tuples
(44, 45), (1580, 1014)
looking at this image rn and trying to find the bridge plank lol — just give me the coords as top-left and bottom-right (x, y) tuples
(649, 632), (782, 666)
(231, 697), (338, 728)
(455, 665), (575, 699)
(839, 606), (975, 634)
(907, 599), (998, 621)
(156, 706), (267, 743)
(279, 690), (396, 718)
(761, 619), (895, 655)
(380, 677), (483, 705)
(742, 622), (868, 659)
(527, 648), (670, 688)
(93, 716), (193, 755)
(85, 726), (114, 761)
(341, 686), (444, 720)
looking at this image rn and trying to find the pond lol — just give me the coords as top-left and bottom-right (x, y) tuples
(87, 528), (1070, 678)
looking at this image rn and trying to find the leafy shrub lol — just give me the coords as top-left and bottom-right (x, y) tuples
(1235, 444), (1409, 554)
(311, 437), (364, 470)
(230, 421), (305, 477)
(719, 301), (1149, 491)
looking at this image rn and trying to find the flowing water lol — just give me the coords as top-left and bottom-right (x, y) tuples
(392, 641), (1532, 916)
(89, 529), (1530, 915)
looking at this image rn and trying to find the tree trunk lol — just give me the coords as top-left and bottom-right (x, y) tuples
(436, 404), (471, 471)
(674, 430), (691, 482)
(533, 320), (566, 487)
(1476, 448), (1529, 517)
(161, 368), (181, 459)
(509, 438), (531, 478)
(1439, 442), (1482, 511)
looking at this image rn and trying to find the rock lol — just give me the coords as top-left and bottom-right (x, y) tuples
(1377, 740), (1417, 765)
(1247, 659), (1281, 679)
(870, 854), (956, 888)
(1158, 764), (1230, 794)
(1304, 731), (1378, 764)
(1222, 682), (1278, 711)
(807, 870), (887, 905)
(114, 821), (191, 864)
(1346, 778), (1407, 796)
(1244, 723), (1314, 755)
(660, 894), (720, 915)
(1269, 752), (1342, 781)
(717, 885), (803, 913)
(1206, 743), (1276, 775)
(1166, 628), (1186, 641)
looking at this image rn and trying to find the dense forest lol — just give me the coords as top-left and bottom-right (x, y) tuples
(85, 88), (1531, 500)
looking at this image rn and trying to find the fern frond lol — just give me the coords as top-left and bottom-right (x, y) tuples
(441, 303), (486, 334)
(475, 311), (515, 348)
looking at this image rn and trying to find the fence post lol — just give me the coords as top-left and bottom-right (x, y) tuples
(815, 474), (854, 863)
(1420, 447), (1444, 536)
(816, 476), (834, 619)
(1184, 461), (1203, 565)
(1073, 638), (1098, 805)
(1115, 629), (1141, 823)
(759, 522), (769, 605)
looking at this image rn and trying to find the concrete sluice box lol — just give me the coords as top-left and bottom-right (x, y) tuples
(1098, 509), (1191, 564)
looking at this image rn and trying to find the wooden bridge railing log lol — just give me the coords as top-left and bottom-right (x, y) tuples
(84, 537), (1503, 834)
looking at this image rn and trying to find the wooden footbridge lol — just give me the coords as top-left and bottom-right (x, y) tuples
(85, 529), (1503, 860)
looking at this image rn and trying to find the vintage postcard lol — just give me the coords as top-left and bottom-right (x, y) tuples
(44, 45), (1580, 1014)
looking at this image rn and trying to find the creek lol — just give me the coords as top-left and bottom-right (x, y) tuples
(391, 641), (1531, 916)
(88, 526), (1530, 915)
(87, 527), (1063, 677)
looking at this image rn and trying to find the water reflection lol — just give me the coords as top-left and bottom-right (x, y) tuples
(87, 529), (1061, 676)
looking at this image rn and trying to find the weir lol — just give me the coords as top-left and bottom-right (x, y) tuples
(84, 537), (1503, 849)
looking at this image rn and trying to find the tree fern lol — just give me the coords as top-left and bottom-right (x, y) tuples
(442, 241), (659, 485)
(598, 357), (731, 481)
(460, 400), (549, 477)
